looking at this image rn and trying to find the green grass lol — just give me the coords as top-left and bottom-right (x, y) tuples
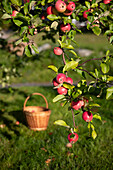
(0, 86), (113, 169)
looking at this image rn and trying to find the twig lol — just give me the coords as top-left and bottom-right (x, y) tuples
(71, 109), (77, 129)
(77, 57), (104, 67)
(62, 52), (66, 65)
(77, 67), (99, 80)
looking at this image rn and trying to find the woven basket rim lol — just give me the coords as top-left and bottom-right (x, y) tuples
(23, 105), (50, 110)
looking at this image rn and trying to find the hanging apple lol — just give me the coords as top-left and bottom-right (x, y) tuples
(60, 23), (71, 33)
(68, 132), (79, 143)
(57, 86), (68, 95)
(52, 78), (59, 86)
(82, 111), (93, 122)
(56, 73), (66, 84)
(71, 100), (84, 110)
(54, 47), (63, 55)
(66, 77), (73, 84)
(55, 0), (66, 13)
(66, 1), (75, 11)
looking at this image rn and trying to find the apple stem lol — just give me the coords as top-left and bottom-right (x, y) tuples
(71, 109), (77, 129)
(62, 52), (66, 65)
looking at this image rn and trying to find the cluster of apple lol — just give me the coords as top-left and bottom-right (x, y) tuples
(67, 111), (93, 144)
(46, 0), (75, 17)
(67, 101), (93, 144)
(41, 0), (75, 34)
(71, 99), (93, 122)
(83, 0), (111, 19)
(52, 73), (73, 95)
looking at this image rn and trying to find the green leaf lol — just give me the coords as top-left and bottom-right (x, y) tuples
(20, 26), (28, 36)
(69, 50), (78, 57)
(63, 82), (75, 89)
(89, 103), (100, 107)
(25, 45), (32, 57)
(24, 3), (29, 15)
(54, 120), (70, 128)
(47, 14), (59, 21)
(62, 44), (74, 49)
(48, 65), (58, 73)
(10, 0), (22, 6)
(85, 1), (90, 9)
(92, 130), (97, 139)
(100, 63), (109, 74)
(31, 44), (39, 54)
(106, 87), (113, 100)
(93, 114), (102, 121)
(107, 76), (113, 81)
(110, 36), (113, 44)
(1, 13), (11, 19)
(51, 21), (58, 30)
(13, 18), (23, 26)
(15, 38), (22, 45)
(2, 0), (12, 13)
(88, 123), (91, 129)
(63, 61), (78, 72)
(92, 26), (101, 36)
(74, 127), (79, 132)
(90, 124), (95, 131)
(106, 50), (110, 56)
(53, 95), (65, 103)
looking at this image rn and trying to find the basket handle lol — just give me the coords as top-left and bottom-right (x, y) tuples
(23, 93), (48, 109)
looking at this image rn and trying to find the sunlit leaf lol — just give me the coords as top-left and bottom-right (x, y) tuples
(53, 95), (65, 103)
(63, 82), (75, 89)
(93, 114), (102, 121)
(92, 130), (97, 139)
(100, 63), (109, 74)
(48, 65), (58, 73)
(63, 61), (78, 72)
(54, 120), (70, 128)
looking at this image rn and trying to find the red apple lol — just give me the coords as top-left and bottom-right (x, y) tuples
(11, 10), (18, 17)
(23, 0), (30, 3)
(41, 14), (46, 20)
(47, 6), (58, 15)
(68, 133), (79, 143)
(71, 100), (84, 110)
(66, 2), (75, 11)
(52, 78), (59, 86)
(64, 10), (73, 16)
(82, 111), (93, 122)
(57, 86), (68, 95)
(66, 77), (73, 84)
(47, 6), (53, 15)
(15, 121), (20, 125)
(56, 73), (66, 84)
(54, 47), (63, 55)
(103, 0), (111, 4)
(55, 0), (66, 13)
(83, 9), (90, 19)
(60, 23), (71, 33)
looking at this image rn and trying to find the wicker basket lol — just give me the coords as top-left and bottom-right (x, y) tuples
(23, 93), (51, 131)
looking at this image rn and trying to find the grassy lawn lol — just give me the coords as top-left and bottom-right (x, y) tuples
(0, 86), (113, 169)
